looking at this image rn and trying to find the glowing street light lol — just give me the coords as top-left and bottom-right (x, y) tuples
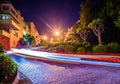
(55, 31), (59, 36)
(43, 36), (47, 40)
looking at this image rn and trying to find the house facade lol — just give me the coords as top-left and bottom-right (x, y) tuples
(0, 1), (40, 49)
(27, 22), (41, 45)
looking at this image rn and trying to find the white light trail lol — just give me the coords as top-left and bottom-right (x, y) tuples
(11, 49), (81, 62)
(11, 49), (120, 67)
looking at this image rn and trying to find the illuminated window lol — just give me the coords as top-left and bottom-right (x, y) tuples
(2, 15), (9, 20)
(2, 6), (9, 10)
(2, 16), (6, 20)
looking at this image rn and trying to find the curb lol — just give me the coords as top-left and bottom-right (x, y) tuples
(12, 71), (19, 84)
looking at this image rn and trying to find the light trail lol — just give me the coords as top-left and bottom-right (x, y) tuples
(11, 49), (120, 67)
(11, 49), (81, 62)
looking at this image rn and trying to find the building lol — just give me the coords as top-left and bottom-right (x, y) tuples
(0, 1), (40, 49)
(27, 22), (41, 45)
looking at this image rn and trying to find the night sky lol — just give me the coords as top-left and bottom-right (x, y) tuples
(3, 0), (85, 35)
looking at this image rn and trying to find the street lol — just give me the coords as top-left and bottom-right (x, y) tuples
(8, 52), (120, 84)
(1, 0), (120, 84)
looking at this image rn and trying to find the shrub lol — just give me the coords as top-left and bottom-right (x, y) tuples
(43, 44), (50, 49)
(84, 43), (91, 52)
(58, 43), (65, 51)
(77, 47), (85, 52)
(0, 54), (17, 83)
(74, 42), (82, 49)
(107, 42), (120, 53)
(49, 46), (58, 52)
(50, 42), (59, 47)
(39, 39), (49, 46)
(65, 44), (76, 52)
(82, 42), (89, 46)
(92, 45), (108, 53)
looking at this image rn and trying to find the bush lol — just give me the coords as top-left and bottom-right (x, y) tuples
(84, 43), (91, 52)
(0, 54), (17, 83)
(50, 42), (59, 47)
(92, 45), (108, 53)
(77, 47), (85, 52)
(58, 43), (65, 51)
(40, 42), (92, 52)
(39, 39), (48, 46)
(65, 42), (91, 52)
(74, 42), (82, 49)
(43, 44), (50, 49)
(65, 44), (76, 52)
(82, 42), (89, 46)
(107, 42), (120, 53)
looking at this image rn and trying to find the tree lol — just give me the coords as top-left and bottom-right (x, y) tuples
(57, 34), (65, 43)
(73, 20), (90, 42)
(25, 34), (35, 46)
(20, 33), (35, 47)
(71, 20), (90, 43)
(80, 0), (94, 28)
(77, 28), (90, 42)
(95, 0), (120, 43)
(88, 18), (104, 45)
(95, 0), (120, 24)
(114, 11), (120, 28)
(64, 28), (80, 42)
(77, 0), (94, 42)
(71, 20), (80, 34)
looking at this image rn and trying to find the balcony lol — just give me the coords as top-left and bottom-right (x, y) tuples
(0, 10), (10, 14)
(0, 30), (10, 38)
(0, 19), (20, 30)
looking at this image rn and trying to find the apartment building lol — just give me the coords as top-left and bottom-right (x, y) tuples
(27, 22), (41, 45)
(0, 1), (40, 49)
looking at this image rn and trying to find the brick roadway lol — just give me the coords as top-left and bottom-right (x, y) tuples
(9, 54), (120, 84)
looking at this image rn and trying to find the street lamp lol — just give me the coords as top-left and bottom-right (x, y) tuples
(54, 31), (60, 42)
(43, 36), (47, 40)
(55, 31), (59, 36)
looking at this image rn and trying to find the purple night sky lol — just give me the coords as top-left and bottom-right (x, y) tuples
(3, 0), (85, 35)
